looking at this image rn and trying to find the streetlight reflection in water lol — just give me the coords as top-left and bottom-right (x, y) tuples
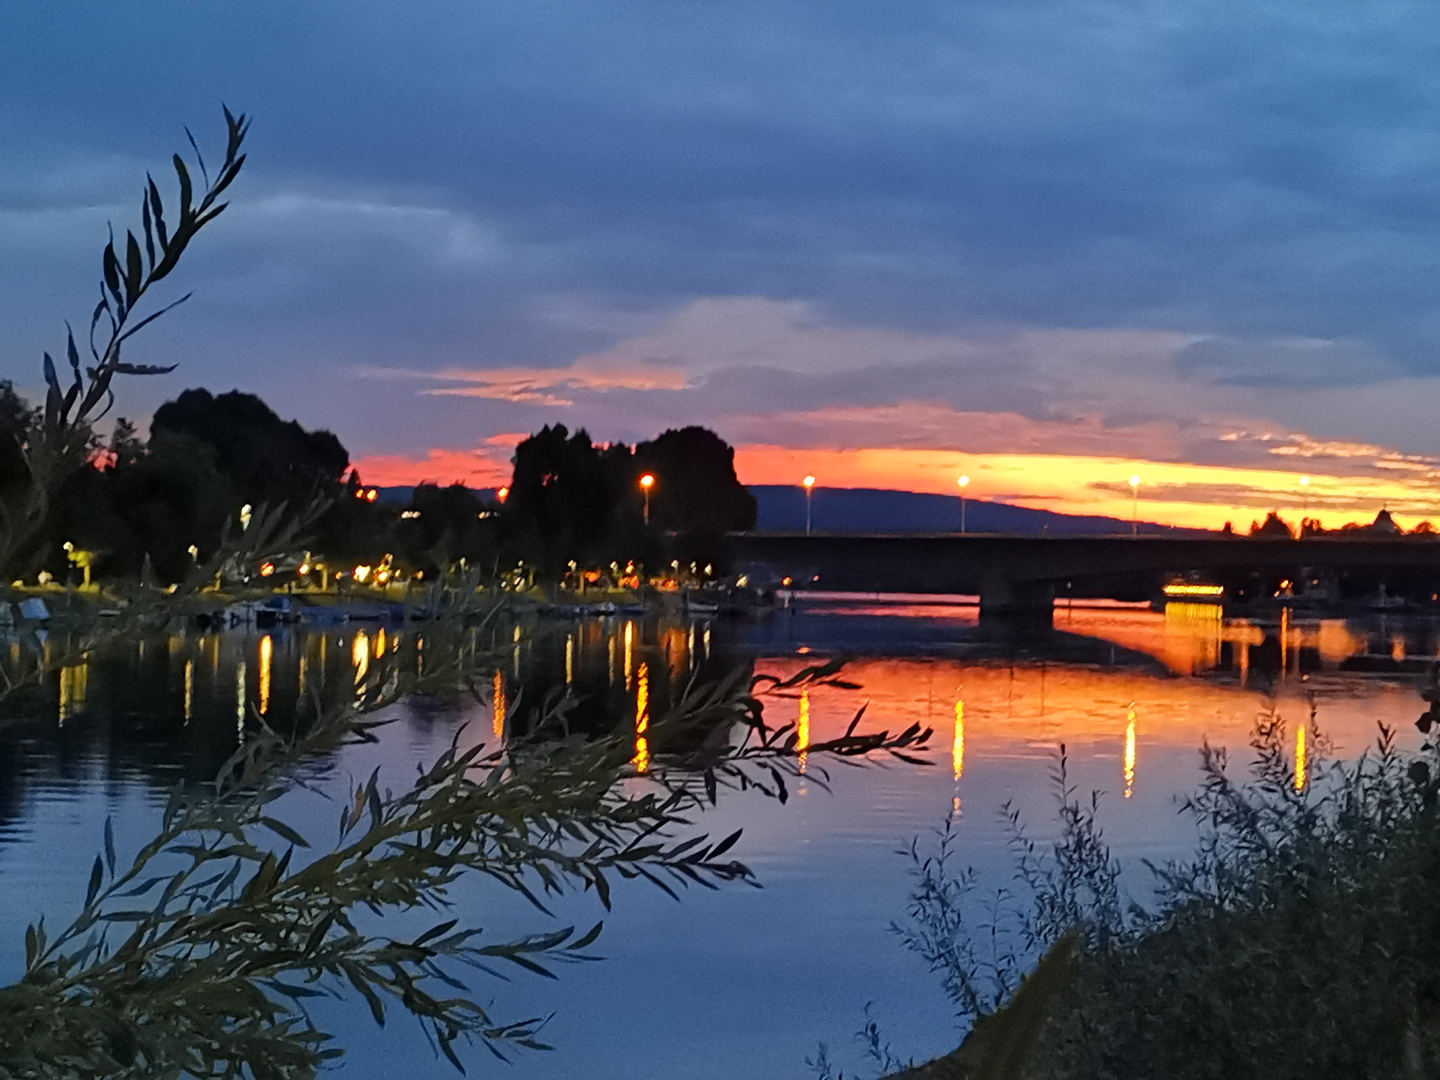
(1124, 706), (1136, 799)
(633, 662), (650, 774)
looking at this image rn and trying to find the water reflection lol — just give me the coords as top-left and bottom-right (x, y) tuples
(951, 697), (964, 783)
(633, 662), (650, 774)
(797, 689), (810, 775)
(2, 602), (1439, 1080)
(259, 636), (273, 715)
(1123, 705), (1136, 799)
(2, 602), (1438, 876)
(58, 661), (87, 725)
(352, 629), (369, 682)
(492, 670), (506, 740)
(235, 661), (247, 736)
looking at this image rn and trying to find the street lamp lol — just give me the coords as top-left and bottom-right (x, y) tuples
(802, 475), (816, 536)
(957, 475), (970, 534)
(497, 485), (510, 505)
(640, 474), (655, 525)
(1128, 475), (1140, 537)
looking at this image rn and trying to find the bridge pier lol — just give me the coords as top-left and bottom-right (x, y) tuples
(978, 577), (1055, 634)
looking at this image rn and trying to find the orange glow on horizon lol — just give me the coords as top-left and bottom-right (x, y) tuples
(732, 445), (1440, 531)
(359, 433), (1440, 532)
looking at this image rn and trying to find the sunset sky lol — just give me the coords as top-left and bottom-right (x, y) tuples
(6, 3), (1440, 529)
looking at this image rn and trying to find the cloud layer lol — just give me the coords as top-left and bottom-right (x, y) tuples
(5, 2), (1440, 525)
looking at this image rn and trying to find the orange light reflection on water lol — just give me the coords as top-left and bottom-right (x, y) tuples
(258, 636), (273, 715)
(183, 658), (193, 724)
(1123, 707), (1136, 799)
(492, 670), (506, 741)
(753, 635), (1418, 802)
(352, 629), (370, 683)
(633, 662), (650, 774)
(952, 698), (965, 781)
(797, 690), (810, 775)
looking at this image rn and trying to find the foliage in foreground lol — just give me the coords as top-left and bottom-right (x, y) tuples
(1, 109), (248, 581)
(0, 626), (929, 1078)
(891, 696), (1440, 1080)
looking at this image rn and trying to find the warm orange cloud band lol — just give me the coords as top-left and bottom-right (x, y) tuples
(354, 438), (1440, 531)
(732, 445), (1440, 531)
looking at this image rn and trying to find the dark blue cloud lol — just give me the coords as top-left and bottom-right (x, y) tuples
(4, 0), (1440, 458)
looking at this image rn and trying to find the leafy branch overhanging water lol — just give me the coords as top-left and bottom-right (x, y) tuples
(0, 618), (931, 1078)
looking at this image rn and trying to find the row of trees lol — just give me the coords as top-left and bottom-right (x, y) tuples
(1229, 508), (1433, 538)
(1, 381), (754, 585)
(505, 423), (755, 580)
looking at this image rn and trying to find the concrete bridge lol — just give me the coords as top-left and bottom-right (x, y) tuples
(729, 533), (1440, 628)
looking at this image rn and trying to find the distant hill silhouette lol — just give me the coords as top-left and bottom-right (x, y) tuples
(375, 484), (1205, 536)
(750, 485), (1203, 536)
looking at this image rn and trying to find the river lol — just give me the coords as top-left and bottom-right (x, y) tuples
(0, 597), (1432, 1077)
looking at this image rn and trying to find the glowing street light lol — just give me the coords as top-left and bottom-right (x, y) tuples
(497, 485), (510, 505)
(640, 473), (655, 525)
(957, 475), (971, 534)
(1128, 475), (1141, 537)
(802, 475), (816, 536)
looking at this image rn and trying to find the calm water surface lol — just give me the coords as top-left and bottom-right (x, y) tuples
(0, 598), (1432, 1077)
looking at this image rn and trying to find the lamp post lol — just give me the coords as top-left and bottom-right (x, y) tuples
(640, 474), (655, 526)
(497, 485), (509, 505)
(802, 475), (816, 536)
(1128, 475), (1140, 537)
(1300, 475), (1310, 525)
(957, 474), (970, 534)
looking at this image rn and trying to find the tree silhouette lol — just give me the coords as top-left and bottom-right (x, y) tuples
(633, 426), (756, 534)
(1250, 511), (1295, 539)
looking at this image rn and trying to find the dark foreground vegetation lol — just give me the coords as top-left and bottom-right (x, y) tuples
(876, 699), (1440, 1080)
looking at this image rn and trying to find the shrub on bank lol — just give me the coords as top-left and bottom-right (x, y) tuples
(895, 697), (1440, 1079)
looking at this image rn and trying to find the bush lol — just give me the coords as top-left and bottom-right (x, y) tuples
(897, 700), (1440, 1079)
